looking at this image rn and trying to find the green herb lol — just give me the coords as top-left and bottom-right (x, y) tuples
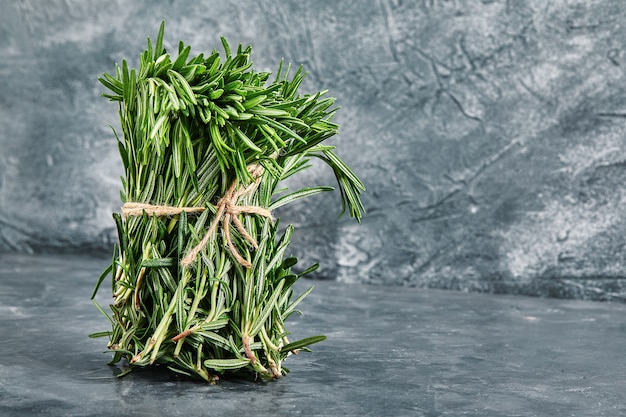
(91, 21), (364, 382)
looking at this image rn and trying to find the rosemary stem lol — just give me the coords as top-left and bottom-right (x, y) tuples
(133, 266), (146, 310)
(186, 271), (206, 327)
(260, 326), (281, 352)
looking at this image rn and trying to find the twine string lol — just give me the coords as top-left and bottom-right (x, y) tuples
(121, 203), (205, 218)
(121, 164), (271, 269)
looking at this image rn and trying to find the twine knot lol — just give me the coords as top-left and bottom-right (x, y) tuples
(122, 164), (272, 269)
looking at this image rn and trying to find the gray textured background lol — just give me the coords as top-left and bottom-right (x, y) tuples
(3, 0), (626, 301)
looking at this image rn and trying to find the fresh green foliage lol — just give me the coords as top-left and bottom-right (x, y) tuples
(91, 22), (364, 382)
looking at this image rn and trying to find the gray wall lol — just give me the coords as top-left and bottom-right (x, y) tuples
(3, 0), (626, 301)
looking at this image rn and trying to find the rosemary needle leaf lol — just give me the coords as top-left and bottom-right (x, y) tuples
(141, 258), (175, 268)
(204, 358), (250, 371)
(88, 331), (112, 339)
(282, 335), (327, 353)
(91, 263), (112, 300)
(270, 186), (334, 210)
(172, 44), (191, 71)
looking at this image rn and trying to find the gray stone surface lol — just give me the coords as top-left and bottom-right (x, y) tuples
(1, 253), (626, 416)
(3, 1), (626, 299)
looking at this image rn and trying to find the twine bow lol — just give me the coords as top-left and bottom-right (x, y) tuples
(122, 164), (272, 268)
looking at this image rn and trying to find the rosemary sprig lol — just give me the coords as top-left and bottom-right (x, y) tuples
(91, 22), (364, 382)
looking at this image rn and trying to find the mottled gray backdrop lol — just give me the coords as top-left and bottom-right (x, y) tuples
(3, 0), (626, 300)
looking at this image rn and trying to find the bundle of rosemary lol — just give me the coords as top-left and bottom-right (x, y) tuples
(91, 22), (364, 382)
